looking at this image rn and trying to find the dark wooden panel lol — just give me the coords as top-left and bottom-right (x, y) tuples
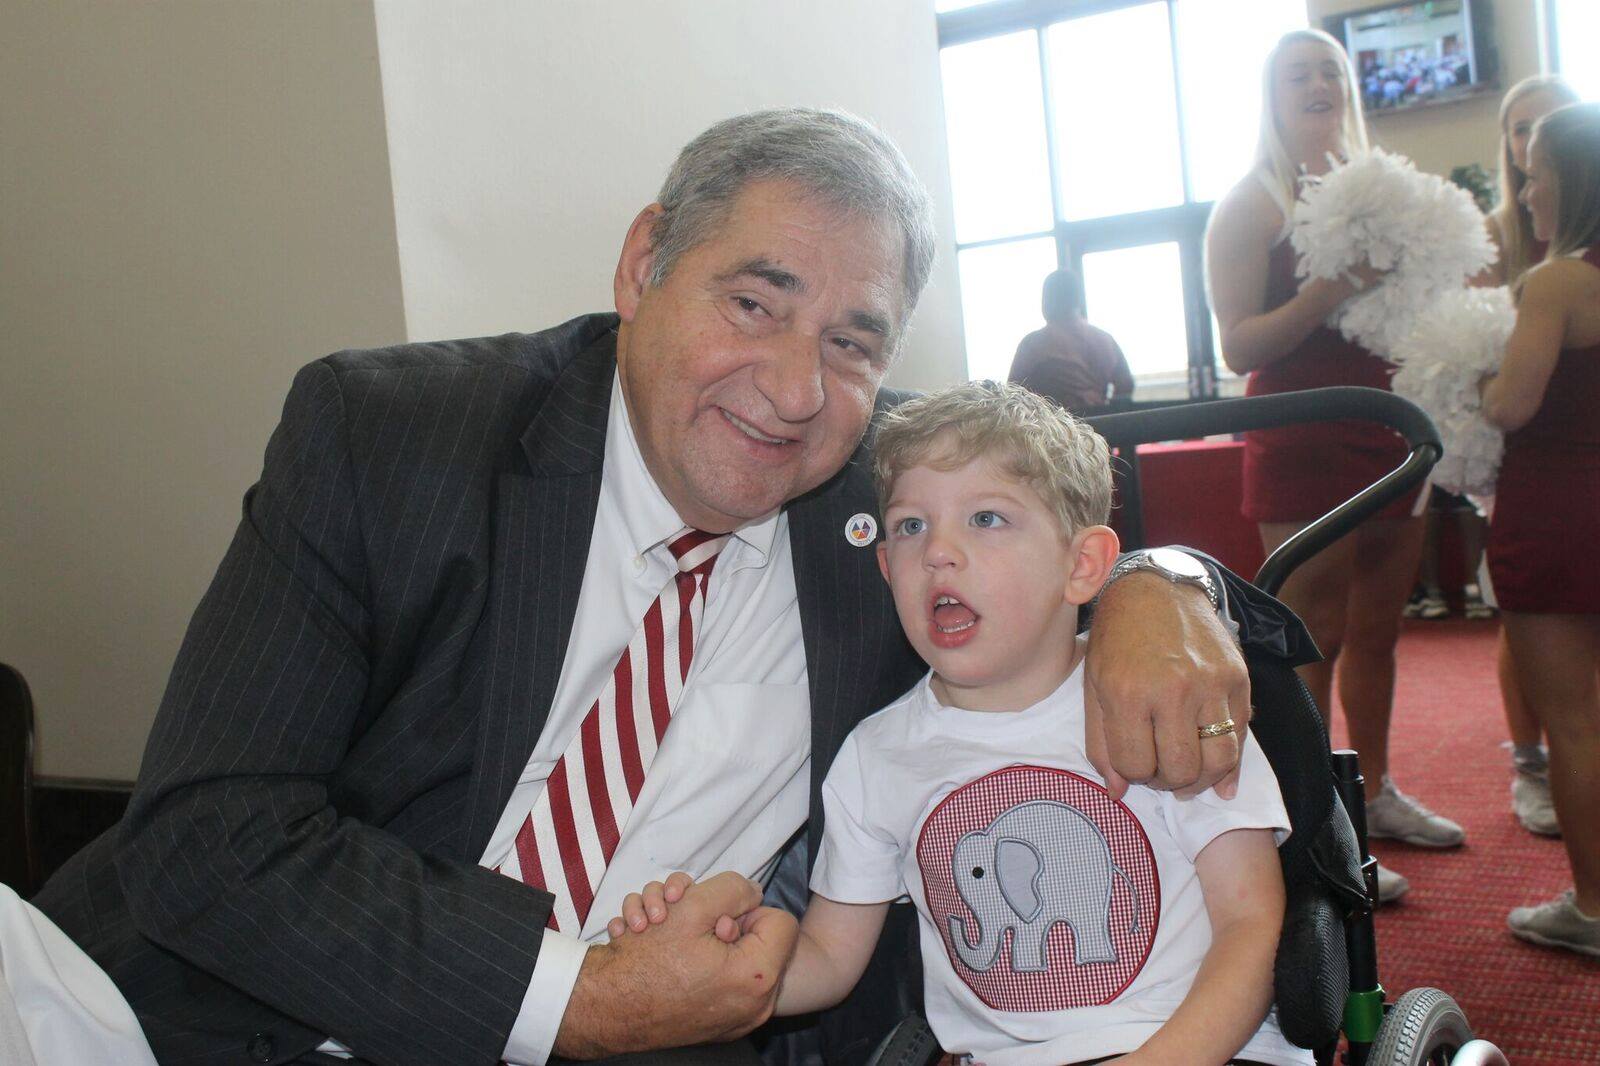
(32, 778), (132, 895)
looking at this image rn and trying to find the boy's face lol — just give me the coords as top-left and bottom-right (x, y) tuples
(877, 449), (1114, 710)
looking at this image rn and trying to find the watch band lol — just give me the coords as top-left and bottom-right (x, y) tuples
(1103, 549), (1221, 611)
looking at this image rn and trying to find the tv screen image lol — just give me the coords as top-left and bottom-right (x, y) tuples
(1330, 0), (1492, 114)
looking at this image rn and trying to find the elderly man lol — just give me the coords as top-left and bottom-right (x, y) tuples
(35, 110), (1302, 1066)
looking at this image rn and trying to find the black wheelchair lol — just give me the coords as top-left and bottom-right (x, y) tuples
(865, 388), (1509, 1066)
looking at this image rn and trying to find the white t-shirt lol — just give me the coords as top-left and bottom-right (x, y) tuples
(811, 663), (1313, 1066)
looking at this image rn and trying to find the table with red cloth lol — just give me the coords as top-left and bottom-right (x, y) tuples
(1110, 438), (1265, 580)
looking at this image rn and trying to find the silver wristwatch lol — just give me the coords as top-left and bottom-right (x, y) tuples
(1103, 548), (1221, 610)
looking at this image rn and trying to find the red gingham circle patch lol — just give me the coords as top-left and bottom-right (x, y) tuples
(916, 765), (1159, 1012)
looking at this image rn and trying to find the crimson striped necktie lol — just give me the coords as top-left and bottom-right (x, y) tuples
(499, 527), (728, 933)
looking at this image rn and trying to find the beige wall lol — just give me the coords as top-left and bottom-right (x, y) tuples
(0, 1), (407, 779)
(371, 0), (966, 392)
(1311, 0), (1545, 176)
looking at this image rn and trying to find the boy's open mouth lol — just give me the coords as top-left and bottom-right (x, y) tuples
(932, 593), (978, 633)
(929, 591), (980, 649)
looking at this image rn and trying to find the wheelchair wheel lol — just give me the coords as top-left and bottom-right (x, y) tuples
(1367, 987), (1474, 1065)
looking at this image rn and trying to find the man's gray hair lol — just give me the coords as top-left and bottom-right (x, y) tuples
(648, 108), (937, 325)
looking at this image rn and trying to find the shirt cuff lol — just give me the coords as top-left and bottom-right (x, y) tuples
(502, 929), (588, 1066)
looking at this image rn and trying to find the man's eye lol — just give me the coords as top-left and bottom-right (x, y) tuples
(733, 296), (765, 315)
(829, 335), (870, 359)
(971, 511), (1007, 529)
(896, 517), (925, 536)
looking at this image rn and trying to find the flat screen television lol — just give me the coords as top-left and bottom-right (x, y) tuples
(1324, 0), (1499, 115)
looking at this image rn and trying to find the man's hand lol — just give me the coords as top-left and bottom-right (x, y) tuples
(1084, 571), (1251, 800)
(554, 871), (799, 1058)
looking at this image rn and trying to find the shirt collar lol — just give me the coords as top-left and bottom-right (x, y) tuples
(604, 371), (782, 567)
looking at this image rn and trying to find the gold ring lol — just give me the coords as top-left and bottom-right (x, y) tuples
(1198, 718), (1236, 739)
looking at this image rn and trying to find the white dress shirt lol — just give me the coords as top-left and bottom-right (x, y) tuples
(485, 373), (811, 1064)
(0, 885), (158, 1066)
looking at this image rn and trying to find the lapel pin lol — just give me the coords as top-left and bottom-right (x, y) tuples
(845, 513), (878, 547)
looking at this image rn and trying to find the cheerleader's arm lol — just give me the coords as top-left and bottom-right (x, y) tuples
(1481, 260), (1574, 430)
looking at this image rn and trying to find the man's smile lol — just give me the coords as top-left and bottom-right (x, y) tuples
(719, 407), (795, 446)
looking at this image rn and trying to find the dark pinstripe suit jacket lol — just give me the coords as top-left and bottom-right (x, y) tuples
(35, 313), (1307, 1066)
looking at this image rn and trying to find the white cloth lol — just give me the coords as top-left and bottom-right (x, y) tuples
(319, 372), (810, 1064)
(0, 884), (157, 1066)
(812, 663), (1310, 1066)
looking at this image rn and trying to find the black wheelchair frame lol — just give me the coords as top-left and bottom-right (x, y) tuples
(865, 387), (1509, 1066)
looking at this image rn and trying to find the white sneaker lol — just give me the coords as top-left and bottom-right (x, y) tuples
(1375, 860), (1410, 904)
(1366, 777), (1466, 848)
(1511, 770), (1561, 837)
(1415, 593), (1449, 620)
(1509, 890), (1600, 958)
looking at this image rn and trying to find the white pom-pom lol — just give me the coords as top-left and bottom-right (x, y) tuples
(1291, 150), (1497, 357)
(1389, 286), (1516, 496)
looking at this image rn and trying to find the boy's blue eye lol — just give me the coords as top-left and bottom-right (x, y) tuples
(971, 510), (1007, 529)
(895, 516), (925, 536)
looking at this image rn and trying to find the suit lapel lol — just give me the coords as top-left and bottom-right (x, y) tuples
(788, 444), (912, 861)
(464, 332), (616, 853)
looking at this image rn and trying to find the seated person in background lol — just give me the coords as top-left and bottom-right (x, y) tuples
(613, 382), (1308, 1066)
(1009, 268), (1133, 415)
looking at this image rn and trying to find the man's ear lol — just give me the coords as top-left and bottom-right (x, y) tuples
(614, 204), (665, 323)
(1064, 525), (1120, 606)
(876, 542), (892, 586)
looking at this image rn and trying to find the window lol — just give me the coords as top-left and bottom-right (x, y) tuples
(936, 0), (1306, 396)
(957, 237), (1059, 383)
(939, 32), (1054, 244)
(1081, 242), (1187, 380)
(1548, 0), (1600, 102)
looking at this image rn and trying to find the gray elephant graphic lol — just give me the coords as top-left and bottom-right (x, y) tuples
(947, 799), (1142, 973)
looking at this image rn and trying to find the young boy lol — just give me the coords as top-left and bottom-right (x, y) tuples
(611, 383), (1309, 1065)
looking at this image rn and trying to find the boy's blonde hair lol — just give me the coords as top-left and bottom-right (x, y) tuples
(872, 381), (1112, 537)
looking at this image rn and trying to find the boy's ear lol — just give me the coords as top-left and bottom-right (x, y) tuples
(614, 203), (665, 323)
(876, 542), (892, 586)
(1064, 525), (1120, 606)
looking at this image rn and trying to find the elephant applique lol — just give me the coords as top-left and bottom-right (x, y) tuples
(947, 799), (1142, 973)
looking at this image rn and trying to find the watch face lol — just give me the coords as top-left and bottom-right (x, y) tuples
(1146, 547), (1208, 580)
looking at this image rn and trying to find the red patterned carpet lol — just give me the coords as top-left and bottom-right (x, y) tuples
(1327, 618), (1600, 1064)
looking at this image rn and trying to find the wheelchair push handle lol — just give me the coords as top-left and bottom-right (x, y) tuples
(1085, 387), (1441, 598)
(1086, 386), (1440, 454)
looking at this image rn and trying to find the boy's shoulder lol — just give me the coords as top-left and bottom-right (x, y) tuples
(843, 676), (933, 754)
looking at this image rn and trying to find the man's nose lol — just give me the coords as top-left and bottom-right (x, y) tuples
(754, 332), (826, 423)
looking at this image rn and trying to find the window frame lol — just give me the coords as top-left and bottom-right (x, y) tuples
(938, 0), (1241, 398)
(1544, 0), (1596, 99)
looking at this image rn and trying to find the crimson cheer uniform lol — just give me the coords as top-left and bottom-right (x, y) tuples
(1487, 244), (1600, 613)
(1241, 240), (1418, 523)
